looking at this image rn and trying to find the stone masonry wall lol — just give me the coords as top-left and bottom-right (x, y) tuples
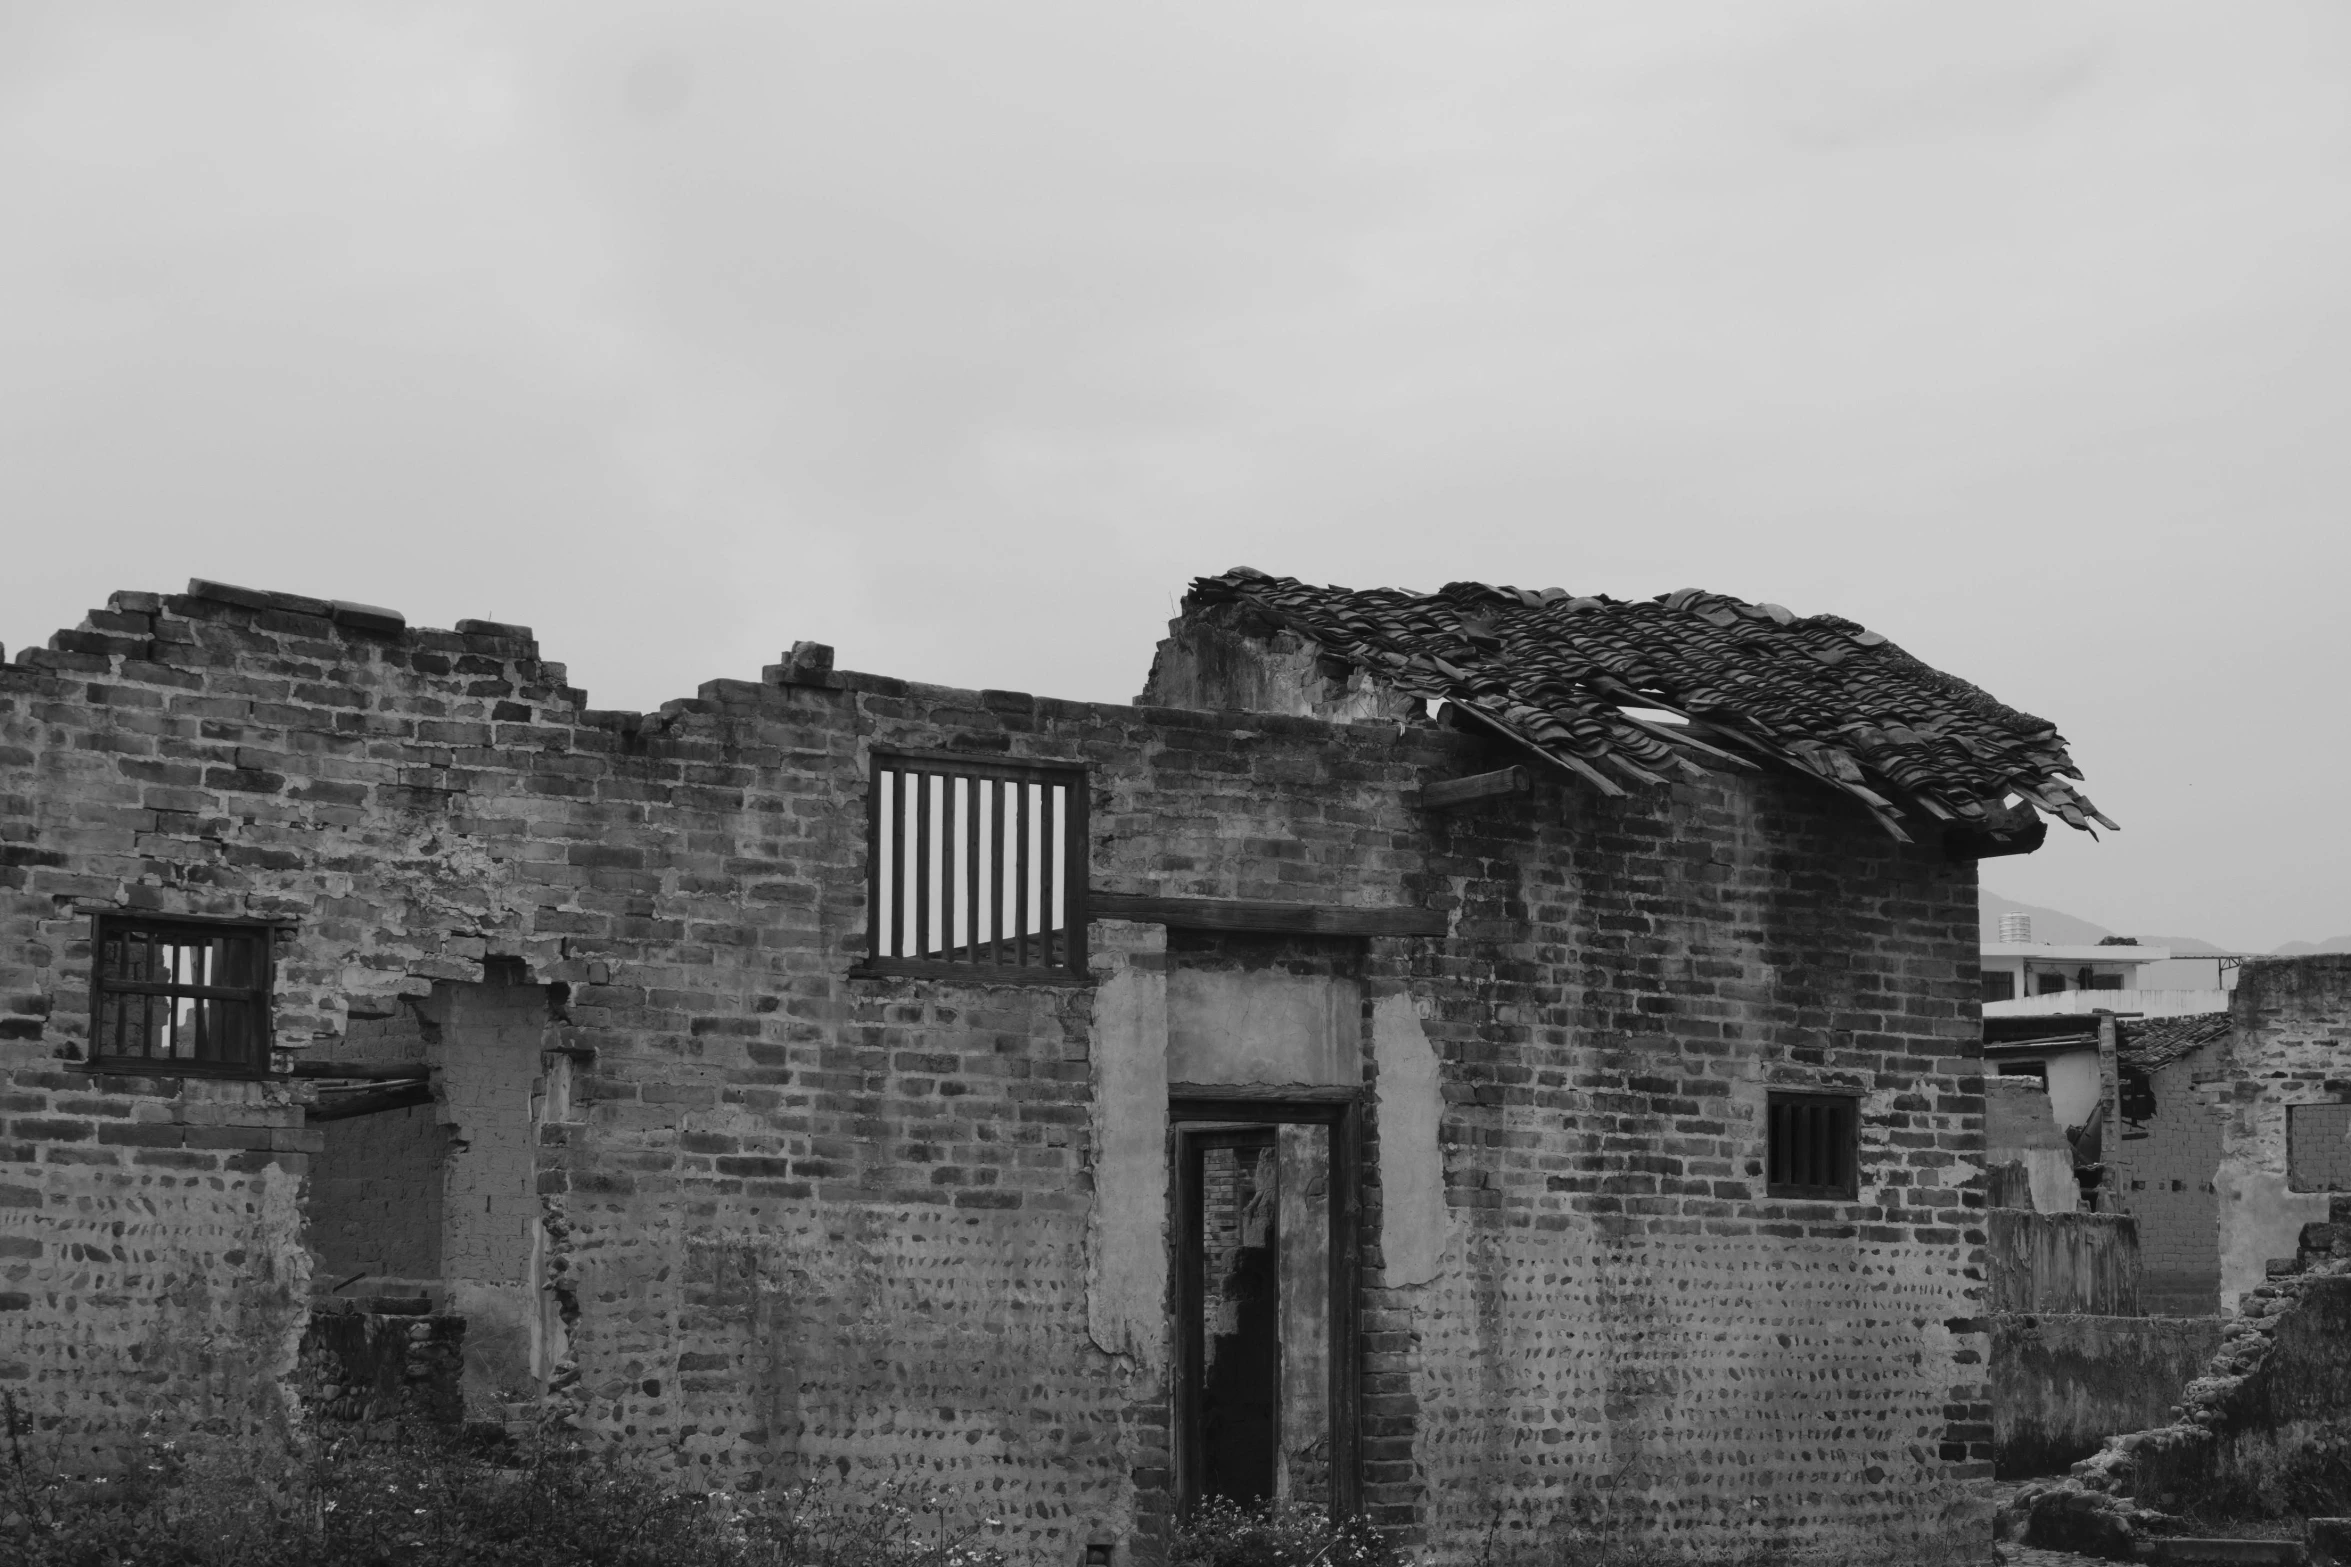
(295, 1305), (466, 1435)
(0, 580), (1989, 1562)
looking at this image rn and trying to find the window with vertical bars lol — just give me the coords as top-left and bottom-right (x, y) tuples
(88, 915), (274, 1074)
(861, 749), (1089, 978)
(1765, 1091), (1859, 1199)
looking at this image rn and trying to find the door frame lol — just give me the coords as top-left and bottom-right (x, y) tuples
(1169, 1087), (1362, 1519)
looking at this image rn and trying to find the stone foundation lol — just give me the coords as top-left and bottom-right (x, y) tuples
(295, 1306), (466, 1436)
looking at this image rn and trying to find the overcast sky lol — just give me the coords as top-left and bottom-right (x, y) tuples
(4, 2), (2347, 951)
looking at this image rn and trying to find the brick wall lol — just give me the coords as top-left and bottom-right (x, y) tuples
(0, 581), (1990, 1560)
(2216, 959), (2351, 1310)
(309, 1103), (445, 1289)
(2288, 1102), (2351, 1191)
(306, 1003), (445, 1294)
(2107, 1040), (2227, 1316)
(1379, 757), (1986, 1561)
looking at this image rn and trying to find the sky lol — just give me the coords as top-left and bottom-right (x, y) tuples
(3, 2), (2348, 950)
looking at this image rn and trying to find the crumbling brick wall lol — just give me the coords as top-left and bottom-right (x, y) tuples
(2215, 959), (2351, 1311)
(2108, 1038), (2228, 1316)
(1, 581), (1990, 1562)
(0, 587), (575, 1468)
(1366, 751), (1985, 1560)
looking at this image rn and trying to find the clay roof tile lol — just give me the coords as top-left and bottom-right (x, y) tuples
(1185, 567), (2114, 840)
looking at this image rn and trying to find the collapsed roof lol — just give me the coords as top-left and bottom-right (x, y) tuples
(1186, 567), (2114, 843)
(2117, 1012), (2232, 1075)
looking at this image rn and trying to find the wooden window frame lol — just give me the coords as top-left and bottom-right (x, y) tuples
(854, 747), (1090, 982)
(86, 913), (277, 1078)
(1765, 1090), (1860, 1200)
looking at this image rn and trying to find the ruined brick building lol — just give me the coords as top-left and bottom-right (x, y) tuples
(2110, 1012), (2232, 1316)
(0, 570), (2113, 1562)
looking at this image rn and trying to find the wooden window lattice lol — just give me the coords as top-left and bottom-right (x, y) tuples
(1766, 1091), (1858, 1199)
(89, 915), (273, 1073)
(862, 750), (1088, 978)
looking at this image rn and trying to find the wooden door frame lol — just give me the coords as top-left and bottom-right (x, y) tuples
(1169, 1088), (1362, 1520)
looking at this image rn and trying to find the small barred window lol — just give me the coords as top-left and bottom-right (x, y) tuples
(1766, 1091), (1858, 1199)
(89, 915), (273, 1074)
(861, 748), (1089, 979)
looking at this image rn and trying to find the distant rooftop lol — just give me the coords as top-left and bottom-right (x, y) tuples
(1982, 942), (2172, 964)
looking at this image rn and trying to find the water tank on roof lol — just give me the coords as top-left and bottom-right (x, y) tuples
(1999, 913), (2033, 943)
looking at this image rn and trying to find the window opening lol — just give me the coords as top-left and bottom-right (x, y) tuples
(1766, 1091), (1858, 1199)
(89, 915), (273, 1073)
(2036, 972), (2068, 995)
(864, 750), (1088, 976)
(1982, 971), (2017, 1003)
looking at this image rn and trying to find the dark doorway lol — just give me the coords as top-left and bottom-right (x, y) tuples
(1192, 1130), (1281, 1504)
(1172, 1097), (1357, 1518)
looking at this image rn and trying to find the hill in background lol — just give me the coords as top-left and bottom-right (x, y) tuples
(1979, 890), (2351, 960)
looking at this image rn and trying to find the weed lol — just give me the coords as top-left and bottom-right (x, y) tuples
(1171, 1497), (1399, 1567)
(0, 1408), (1007, 1567)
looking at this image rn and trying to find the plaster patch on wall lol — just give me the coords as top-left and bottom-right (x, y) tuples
(1167, 970), (1360, 1087)
(1087, 942), (1169, 1368)
(1373, 994), (1446, 1288)
(2217, 1162), (2327, 1312)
